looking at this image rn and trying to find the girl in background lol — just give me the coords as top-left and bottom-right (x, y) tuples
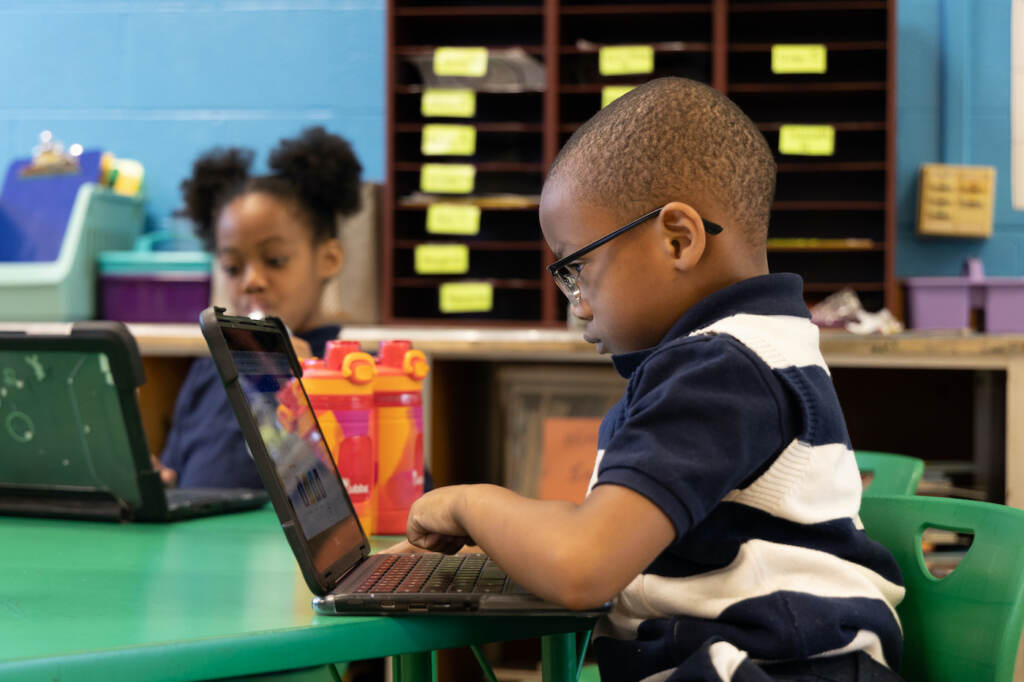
(158, 126), (362, 488)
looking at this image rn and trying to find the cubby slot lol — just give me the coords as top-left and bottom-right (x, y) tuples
(730, 7), (888, 43)
(394, 92), (543, 124)
(394, 208), (542, 242)
(394, 129), (543, 164)
(393, 285), (542, 320)
(394, 245), (542, 279)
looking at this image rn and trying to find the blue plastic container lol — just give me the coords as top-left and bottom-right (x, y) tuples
(0, 149), (145, 321)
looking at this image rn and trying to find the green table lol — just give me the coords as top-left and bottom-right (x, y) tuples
(0, 508), (596, 681)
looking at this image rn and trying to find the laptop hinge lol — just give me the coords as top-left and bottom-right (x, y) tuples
(0, 486), (127, 522)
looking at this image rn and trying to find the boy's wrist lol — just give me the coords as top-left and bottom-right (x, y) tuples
(455, 483), (492, 533)
(453, 484), (473, 529)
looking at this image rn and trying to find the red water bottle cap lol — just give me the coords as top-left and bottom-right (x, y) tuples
(377, 340), (412, 367)
(325, 340), (362, 370)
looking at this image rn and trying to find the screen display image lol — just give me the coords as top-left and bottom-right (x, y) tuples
(0, 349), (143, 506)
(222, 326), (363, 573)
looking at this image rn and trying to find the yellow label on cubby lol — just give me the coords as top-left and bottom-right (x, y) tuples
(598, 45), (654, 76)
(601, 85), (635, 108)
(421, 88), (476, 118)
(426, 203), (482, 235)
(421, 124), (477, 156)
(778, 124), (836, 156)
(771, 44), (828, 74)
(414, 244), (470, 275)
(433, 47), (489, 77)
(439, 281), (493, 314)
(420, 163), (476, 194)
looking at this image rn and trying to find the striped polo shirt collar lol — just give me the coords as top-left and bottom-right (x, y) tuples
(611, 273), (808, 379)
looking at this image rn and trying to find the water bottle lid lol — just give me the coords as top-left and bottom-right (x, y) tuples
(377, 340), (412, 367)
(325, 340), (362, 370)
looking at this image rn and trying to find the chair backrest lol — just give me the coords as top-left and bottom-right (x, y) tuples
(859, 495), (1024, 682)
(855, 450), (924, 496)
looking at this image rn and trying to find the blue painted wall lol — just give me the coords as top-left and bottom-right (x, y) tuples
(0, 1), (385, 230)
(0, 0), (1018, 277)
(897, 0), (1023, 276)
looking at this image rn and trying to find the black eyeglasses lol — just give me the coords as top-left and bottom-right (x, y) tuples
(547, 206), (724, 305)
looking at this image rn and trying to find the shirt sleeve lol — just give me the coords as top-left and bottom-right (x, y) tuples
(594, 334), (794, 538)
(158, 359), (205, 473)
(160, 358), (263, 489)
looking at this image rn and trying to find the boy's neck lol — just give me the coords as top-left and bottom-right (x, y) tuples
(698, 247), (770, 297)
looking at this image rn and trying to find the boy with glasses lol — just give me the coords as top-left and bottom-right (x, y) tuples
(403, 77), (904, 681)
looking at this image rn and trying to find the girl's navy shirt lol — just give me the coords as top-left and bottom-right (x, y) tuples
(161, 325), (340, 489)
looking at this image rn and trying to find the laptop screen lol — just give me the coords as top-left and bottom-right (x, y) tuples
(221, 325), (363, 574)
(0, 347), (144, 507)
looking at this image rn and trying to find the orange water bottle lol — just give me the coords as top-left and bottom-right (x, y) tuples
(374, 340), (430, 534)
(301, 340), (378, 534)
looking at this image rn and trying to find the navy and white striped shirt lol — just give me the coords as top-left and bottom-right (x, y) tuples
(590, 273), (904, 682)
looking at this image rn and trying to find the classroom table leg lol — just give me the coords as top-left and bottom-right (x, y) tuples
(541, 632), (577, 682)
(392, 651), (435, 682)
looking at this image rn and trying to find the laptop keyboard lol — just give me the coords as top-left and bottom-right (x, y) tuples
(166, 483), (264, 503)
(355, 553), (508, 594)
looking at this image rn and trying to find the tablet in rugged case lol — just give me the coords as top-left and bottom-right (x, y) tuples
(201, 306), (609, 618)
(0, 321), (266, 522)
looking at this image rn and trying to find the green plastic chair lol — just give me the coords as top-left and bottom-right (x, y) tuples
(859, 495), (1024, 682)
(855, 450), (924, 496)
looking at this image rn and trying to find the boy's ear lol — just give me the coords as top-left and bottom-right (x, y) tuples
(316, 238), (344, 281)
(658, 201), (706, 271)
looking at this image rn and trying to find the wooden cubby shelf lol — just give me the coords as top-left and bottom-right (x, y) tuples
(561, 4), (713, 15)
(383, 0), (895, 323)
(394, 6), (545, 16)
(394, 278), (542, 289)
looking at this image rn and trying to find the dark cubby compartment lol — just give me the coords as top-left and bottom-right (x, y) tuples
(395, 129), (543, 164)
(394, 245), (543, 280)
(394, 208), (542, 242)
(730, 48), (886, 84)
(775, 170), (885, 203)
(730, 89), (886, 124)
(392, 285), (542, 321)
(769, 249), (884, 286)
(394, 168), (543, 198)
(394, 92), (543, 124)
(730, 6), (888, 43)
(560, 10), (712, 45)
(768, 210), (886, 242)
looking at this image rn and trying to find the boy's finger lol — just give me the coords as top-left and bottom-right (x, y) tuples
(409, 532), (442, 550)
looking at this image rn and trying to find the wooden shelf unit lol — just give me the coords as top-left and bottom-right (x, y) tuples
(383, 0), (896, 323)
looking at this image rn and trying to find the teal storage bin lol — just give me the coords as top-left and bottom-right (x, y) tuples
(98, 230), (212, 323)
(0, 183), (144, 321)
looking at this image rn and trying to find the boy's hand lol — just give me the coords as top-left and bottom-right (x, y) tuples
(381, 539), (429, 554)
(382, 539), (482, 555)
(406, 486), (474, 554)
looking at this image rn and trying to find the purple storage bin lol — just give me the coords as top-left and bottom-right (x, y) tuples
(983, 279), (1024, 333)
(98, 229), (212, 322)
(906, 259), (1024, 333)
(99, 272), (210, 322)
(904, 277), (971, 330)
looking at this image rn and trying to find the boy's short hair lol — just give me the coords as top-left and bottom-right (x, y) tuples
(547, 77), (776, 247)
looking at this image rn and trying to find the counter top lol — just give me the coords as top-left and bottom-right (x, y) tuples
(5, 322), (1024, 367)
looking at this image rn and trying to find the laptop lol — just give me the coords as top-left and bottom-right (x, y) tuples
(0, 321), (268, 522)
(200, 306), (608, 616)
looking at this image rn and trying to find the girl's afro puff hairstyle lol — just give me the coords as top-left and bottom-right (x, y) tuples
(181, 126), (362, 250)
